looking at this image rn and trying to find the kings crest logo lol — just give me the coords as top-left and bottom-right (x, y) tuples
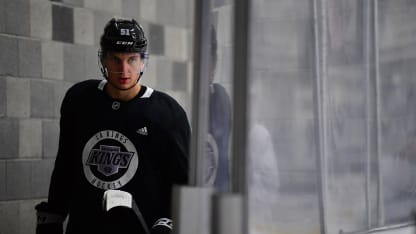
(82, 130), (138, 190)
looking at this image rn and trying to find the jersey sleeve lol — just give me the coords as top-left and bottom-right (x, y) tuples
(153, 96), (190, 223)
(47, 87), (78, 217)
(168, 105), (190, 185)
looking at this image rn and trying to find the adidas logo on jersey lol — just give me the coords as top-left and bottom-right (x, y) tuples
(137, 127), (148, 136)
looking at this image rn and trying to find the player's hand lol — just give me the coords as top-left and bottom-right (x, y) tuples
(35, 202), (64, 234)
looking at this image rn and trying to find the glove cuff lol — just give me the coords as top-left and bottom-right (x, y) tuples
(35, 202), (65, 225)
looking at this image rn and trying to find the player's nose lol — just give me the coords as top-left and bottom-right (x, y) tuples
(119, 61), (132, 76)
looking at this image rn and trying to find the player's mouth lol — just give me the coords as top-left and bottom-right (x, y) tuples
(119, 78), (129, 84)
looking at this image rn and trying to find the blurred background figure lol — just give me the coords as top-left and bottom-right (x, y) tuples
(247, 79), (280, 234)
(204, 25), (232, 192)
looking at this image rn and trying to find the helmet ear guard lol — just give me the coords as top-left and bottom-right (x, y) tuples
(98, 50), (109, 79)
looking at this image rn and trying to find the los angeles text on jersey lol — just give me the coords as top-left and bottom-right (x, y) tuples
(82, 130), (139, 190)
(94, 130), (129, 144)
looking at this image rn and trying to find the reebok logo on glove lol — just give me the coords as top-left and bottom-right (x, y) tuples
(152, 218), (172, 230)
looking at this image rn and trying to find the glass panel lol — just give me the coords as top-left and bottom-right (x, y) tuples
(325, 0), (370, 233)
(245, 0), (416, 233)
(378, 0), (416, 225)
(204, 0), (234, 192)
(248, 1), (321, 233)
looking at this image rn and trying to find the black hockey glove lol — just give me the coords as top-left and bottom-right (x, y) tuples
(35, 202), (65, 234)
(103, 190), (151, 234)
(103, 190), (173, 234)
(151, 218), (172, 234)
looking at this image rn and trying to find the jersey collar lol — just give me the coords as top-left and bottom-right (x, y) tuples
(97, 79), (154, 98)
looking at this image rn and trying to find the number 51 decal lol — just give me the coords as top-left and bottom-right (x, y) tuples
(120, 29), (130, 35)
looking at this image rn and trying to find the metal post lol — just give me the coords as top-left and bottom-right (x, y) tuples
(312, 0), (328, 233)
(171, 1), (214, 233)
(189, 0), (213, 186)
(230, 0), (250, 234)
(232, 0), (249, 196)
(364, 0), (373, 228)
(364, 0), (383, 228)
(372, 0), (385, 226)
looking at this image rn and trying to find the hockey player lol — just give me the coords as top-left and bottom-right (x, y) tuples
(35, 18), (190, 234)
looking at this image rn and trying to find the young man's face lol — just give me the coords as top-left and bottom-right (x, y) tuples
(102, 52), (143, 90)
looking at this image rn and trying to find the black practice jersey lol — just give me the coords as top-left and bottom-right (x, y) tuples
(47, 79), (190, 234)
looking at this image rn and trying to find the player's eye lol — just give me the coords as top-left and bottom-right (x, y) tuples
(128, 57), (139, 65)
(109, 55), (121, 64)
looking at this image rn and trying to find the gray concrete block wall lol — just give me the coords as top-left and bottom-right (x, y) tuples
(0, 77), (5, 117)
(141, 54), (157, 88)
(30, 79), (57, 118)
(19, 119), (42, 158)
(0, 202), (21, 234)
(42, 120), (59, 158)
(41, 41), (64, 80)
(84, 0), (122, 14)
(85, 46), (101, 79)
(18, 38), (42, 78)
(0, 161), (5, 200)
(63, 44), (86, 82)
(6, 161), (33, 199)
(122, 0), (141, 19)
(0, 0), (5, 33)
(52, 4), (74, 43)
(139, 0), (156, 23)
(30, 0), (52, 40)
(154, 57), (174, 91)
(0, 199), (41, 234)
(154, 0), (193, 28)
(5, 0), (31, 36)
(73, 7), (95, 45)
(6, 77), (31, 118)
(165, 26), (189, 61)
(0, 119), (19, 159)
(62, 0), (84, 7)
(148, 23), (165, 55)
(0, 36), (19, 76)
(0, 0), (194, 233)
(172, 61), (188, 91)
(93, 10), (115, 47)
(31, 159), (54, 197)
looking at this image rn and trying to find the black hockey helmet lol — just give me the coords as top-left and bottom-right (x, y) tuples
(100, 18), (147, 54)
(99, 18), (149, 80)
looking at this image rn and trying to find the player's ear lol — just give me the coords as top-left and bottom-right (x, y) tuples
(100, 50), (111, 63)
